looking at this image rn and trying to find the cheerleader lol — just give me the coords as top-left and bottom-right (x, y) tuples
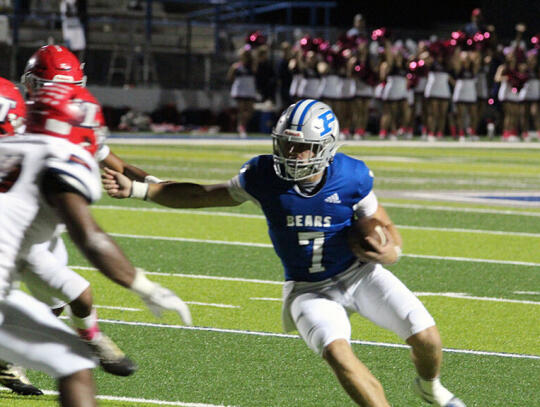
(296, 50), (322, 101)
(288, 48), (302, 103)
(379, 40), (410, 139)
(318, 47), (341, 116)
(475, 48), (492, 137)
(452, 50), (480, 140)
(413, 44), (430, 138)
(227, 48), (256, 138)
(424, 43), (454, 140)
(519, 50), (540, 140)
(495, 47), (523, 141)
(339, 48), (356, 139)
(350, 39), (376, 139)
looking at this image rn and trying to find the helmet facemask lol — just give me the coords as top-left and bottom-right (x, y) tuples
(272, 131), (336, 181)
(272, 100), (339, 181)
(22, 71), (87, 96)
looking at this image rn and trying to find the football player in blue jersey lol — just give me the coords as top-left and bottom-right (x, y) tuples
(103, 99), (465, 407)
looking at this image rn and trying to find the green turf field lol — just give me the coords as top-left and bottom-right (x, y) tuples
(3, 140), (539, 406)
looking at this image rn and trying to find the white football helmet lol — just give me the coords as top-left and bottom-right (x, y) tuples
(272, 99), (339, 181)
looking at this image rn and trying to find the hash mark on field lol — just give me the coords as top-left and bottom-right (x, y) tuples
(250, 297), (282, 301)
(94, 305), (142, 311)
(186, 301), (240, 309)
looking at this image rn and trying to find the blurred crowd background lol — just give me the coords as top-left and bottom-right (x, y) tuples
(0, 0), (538, 140)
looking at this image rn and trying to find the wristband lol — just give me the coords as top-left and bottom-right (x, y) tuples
(130, 268), (155, 296)
(130, 181), (149, 200)
(144, 175), (163, 184)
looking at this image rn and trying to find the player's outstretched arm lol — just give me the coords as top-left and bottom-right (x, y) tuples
(48, 190), (192, 325)
(102, 167), (240, 208)
(100, 150), (159, 183)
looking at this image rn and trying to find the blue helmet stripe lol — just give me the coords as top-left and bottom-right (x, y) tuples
(287, 99), (307, 130)
(296, 99), (319, 131)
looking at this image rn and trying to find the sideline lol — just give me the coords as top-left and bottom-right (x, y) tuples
(106, 136), (540, 149)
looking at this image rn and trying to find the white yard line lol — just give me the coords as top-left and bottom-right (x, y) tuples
(109, 233), (273, 248)
(72, 267), (284, 285)
(248, 293), (540, 306)
(93, 205), (540, 237)
(92, 318), (540, 361)
(77, 266), (540, 308)
(0, 389), (236, 406)
(397, 225), (540, 238)
(93, 205), (265, 219)
(382, 202), (540, 217)
(402, 253), (540, 267)
(414, 292), (540, 305)
(94, 302), (239, 311)
(94, 203), (540, 219)
(101, 233), (540, 267)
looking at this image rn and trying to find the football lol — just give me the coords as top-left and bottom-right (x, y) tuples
(347, 216), (388, 257)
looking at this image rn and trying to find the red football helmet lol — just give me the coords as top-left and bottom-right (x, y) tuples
(21, 45), (86, 95)
(26, 83), (107, 156)
(0, 77), (26, 136)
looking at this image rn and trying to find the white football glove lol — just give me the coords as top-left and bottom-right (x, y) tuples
(130, 268), (192, 326)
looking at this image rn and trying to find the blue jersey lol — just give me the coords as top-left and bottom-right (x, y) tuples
(237, 153), (373, 282)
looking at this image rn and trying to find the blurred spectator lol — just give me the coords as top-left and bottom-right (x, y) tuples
(277, 41), (293, 109)
(118, 109), (152, 131)
(255, 45), (276, 103)
(127, 0), (143, 11)
(347, 14), (367, 38)
(60, 0), (86, 59)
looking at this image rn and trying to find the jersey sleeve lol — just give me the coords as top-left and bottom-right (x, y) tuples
(353, 191), (378, 217)
(94, 143), (110, 163)
(226, 158), (261, 205)
(354, 160), (374, 199)
(44, 151), (101, 203)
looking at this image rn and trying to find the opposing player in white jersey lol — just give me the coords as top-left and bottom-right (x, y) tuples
(9, 45), (165, 386)
(103, 99), (465, 407)
(0, 77), (45, 396)
(0, 81), (191, 407)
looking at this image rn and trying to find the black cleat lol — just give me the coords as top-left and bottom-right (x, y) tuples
(0, 364), (43, 396)
(86, 334), (137, 377)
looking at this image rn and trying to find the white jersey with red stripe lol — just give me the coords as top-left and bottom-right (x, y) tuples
(0, 134), (100, 299)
